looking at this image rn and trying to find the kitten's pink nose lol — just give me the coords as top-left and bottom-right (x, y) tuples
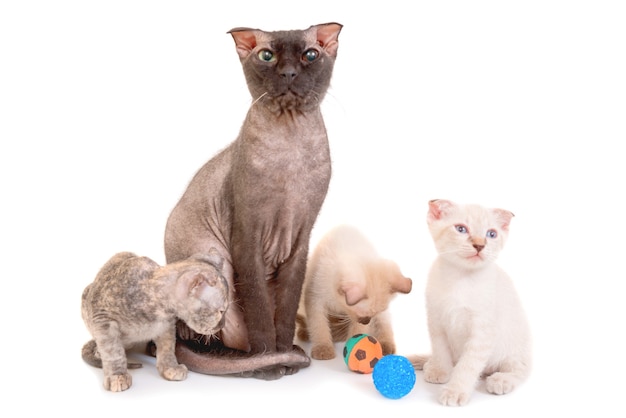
(358, 317), (371, 325)
(471, 237), (486, 253)
(473, 244), (485, 253)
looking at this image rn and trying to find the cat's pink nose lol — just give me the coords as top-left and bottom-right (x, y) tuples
(473, 244), (485, 253)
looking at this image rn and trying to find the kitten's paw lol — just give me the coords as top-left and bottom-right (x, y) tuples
(486, 372), (516, 395)
(423, 362), (450, 384)
(439, 386), (471, 407)
(311, 344), (336, 360)
(104, 373), (132, 392)
(380, 341), (396, 356)
(160, 363), (188, 381)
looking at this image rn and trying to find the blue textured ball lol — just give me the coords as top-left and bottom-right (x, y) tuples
(372, 355), (416, 399)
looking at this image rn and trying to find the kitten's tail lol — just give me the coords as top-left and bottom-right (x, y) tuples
(81, 340), (142, 369)
(81, 340), (103, 368)
(406, 354), (430, 370)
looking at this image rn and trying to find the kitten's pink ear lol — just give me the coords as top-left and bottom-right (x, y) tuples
(340, 282), (366, 306)
(392, 276), (413, 295)
(177, 272), (207, 299)
(427, 199), (454, 222)
(228, 28), (259, 59)
(311, 22), (342, 57)
(493, 209), (515, 231)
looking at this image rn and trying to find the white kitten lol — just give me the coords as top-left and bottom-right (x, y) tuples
(409, 199), (531, 406)
(296, 224), (412, 360)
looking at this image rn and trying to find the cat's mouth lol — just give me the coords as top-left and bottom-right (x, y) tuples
(467, 253), (484, 261)
(260, 88), (317, 113)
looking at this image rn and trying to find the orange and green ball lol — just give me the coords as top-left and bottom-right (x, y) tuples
(343, 334), (383, 374)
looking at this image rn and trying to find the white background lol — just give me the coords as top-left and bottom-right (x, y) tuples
(2, 1), (625, 416)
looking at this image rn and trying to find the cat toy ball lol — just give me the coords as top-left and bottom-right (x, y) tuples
(343, 334), (383, 374)
(372, 355), (416, 399)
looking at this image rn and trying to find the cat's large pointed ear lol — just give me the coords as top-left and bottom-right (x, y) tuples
(340, 282), (366, 306)
(176, 271), (209, 299)
(228, 28), (259, 59)
(493, 208), (515, 231)
(311, 22), (342, 58)
(428, 199), (454, 222)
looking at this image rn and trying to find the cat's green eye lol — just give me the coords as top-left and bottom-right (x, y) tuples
(455, 225), (468, 234)
(303, 49), (319, 62)
(486, 229), (498, 239)
(258, 50), (275, 62)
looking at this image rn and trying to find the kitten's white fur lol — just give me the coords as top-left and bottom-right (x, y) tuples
(408, 199), (531, 406)
(297, 224), (412, 360)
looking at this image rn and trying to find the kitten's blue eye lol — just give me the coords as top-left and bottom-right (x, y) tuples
(486, 229), (498, 239)
(303, 49), (319, 62)
(455, 225), (468, 234)
(258, 50), (275, 62)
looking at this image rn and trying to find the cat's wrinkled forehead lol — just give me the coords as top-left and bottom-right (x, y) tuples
(241, 30), (315, 53)
(262, 30), (310, 53)
(229, 23), (341, 59)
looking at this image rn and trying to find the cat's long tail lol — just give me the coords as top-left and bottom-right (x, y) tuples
(81, 340), (142, 369)
(406, 354), (430, 370)
(174, 341), (311, 379)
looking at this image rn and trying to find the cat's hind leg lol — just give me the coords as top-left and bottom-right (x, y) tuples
(83, 339), (143, 369)
(484, 359), (530, 395)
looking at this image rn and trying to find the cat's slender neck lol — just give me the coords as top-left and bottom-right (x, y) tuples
(249, 96), (324, 122)
(243, 100), (327, 146)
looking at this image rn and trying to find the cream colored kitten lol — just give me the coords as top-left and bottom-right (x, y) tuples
(296, 224), (412, 360)
(408, 199), (531, 406)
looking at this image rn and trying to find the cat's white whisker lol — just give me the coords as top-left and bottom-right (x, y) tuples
(251, 92), (268, 107)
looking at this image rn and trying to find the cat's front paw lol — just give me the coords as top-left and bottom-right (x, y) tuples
(311, 343), (336, 360)
(423, 362), (450, 384)
(486, 372), (516, 395)
(160, 363), (188, 381)
(439, 386), (471, 407)
(104, 373), (132, 392)
(379, 340), (396, 356)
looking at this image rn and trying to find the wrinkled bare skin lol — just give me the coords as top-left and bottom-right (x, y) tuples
(164, 22), (342, 380)
(81, 250), (229, 391)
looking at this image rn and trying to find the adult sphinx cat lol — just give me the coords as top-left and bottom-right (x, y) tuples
(163, 22), (343, 380)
